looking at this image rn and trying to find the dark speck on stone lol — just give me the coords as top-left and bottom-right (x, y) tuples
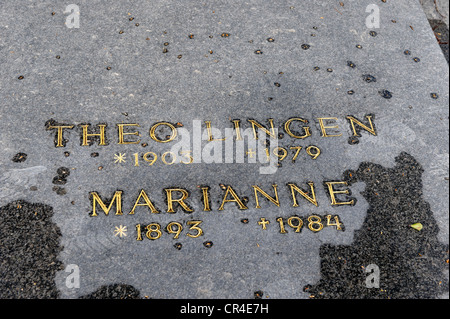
(362, 74), (377, 83)
(404, 50), (411, 55)
(274, 82), (281, 87)
(327, 68), (333, 72)
(347, 61), (356, 68)
(91, 152), (99, 158)
(267, 38), (274, 42)
(52, 176), (67, 185)
(348, 90), (355, 95)
(18, 76), (24, 80)
(356, 44), (362, 49)
(254, 50), (263, 55)
(203, 241), (213, 248)
(314, 66), (320, 71)
(369, 31), (377, 37)
(241, 218), (249, 224)
(254, 291), (264, 299)
(413, 57), (421, 62)
(12, 153), (27, 163)
(431, 93), (439, 99)
(348, 137), (360, 145)
(301, 44), (311, 50)
(379, 89), (393, 99)
(57, 167), (70, 178)
(52, 186), (67, 195)
(174, 243), (182, 250)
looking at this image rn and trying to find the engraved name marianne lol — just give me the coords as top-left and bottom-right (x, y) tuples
(89, 181), (355, 217)
(46, 115), (377, 147)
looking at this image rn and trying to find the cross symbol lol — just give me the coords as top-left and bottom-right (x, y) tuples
(246, 149), (256, 158)
(258, 218), (270, 230)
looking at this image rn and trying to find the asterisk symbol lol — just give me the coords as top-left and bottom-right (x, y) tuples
(114, 153), (126, 164)
(114, 225), (128, 238)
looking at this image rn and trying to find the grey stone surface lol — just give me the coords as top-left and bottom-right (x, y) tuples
(0, 0), (448, 299)
(420, 0), (449, 27)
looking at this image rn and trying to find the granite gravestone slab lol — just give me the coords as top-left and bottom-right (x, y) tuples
(0, 0), (448, 299)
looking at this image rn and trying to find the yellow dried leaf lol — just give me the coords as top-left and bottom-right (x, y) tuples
(410, 223), (423, 231)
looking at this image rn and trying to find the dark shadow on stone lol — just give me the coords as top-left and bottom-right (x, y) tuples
(0, 200), (142, 299)
(428, 19), (449, 64)
(0, 200), (64, 298)
(79, 284), (141, 299)
(304, 152), (449, 299)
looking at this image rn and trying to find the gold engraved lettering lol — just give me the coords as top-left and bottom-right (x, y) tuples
(247, 119), (277, 139)
(273, 147), (288, 161)
(165, 188), (193, 213)
(232, 120), (243, 141)
(90, 191), (123, 216)
(180, 150), (193, 164)
(144, 152), (158, 165)
(276, 217), (287, 234)
(161, 152), (176, 165)
(290, 146), (303, 161)
(81, 124), (107, 146)
(253, 184), (280, 208)
(47, 125), (74, 147)
(205, 121), (226, 141)
(346, 115), (377, 136)
(326, 215), (343, 230)
(325, 181), (355, 206)
(117, 123), (140, 144)
(201, 187), (211, 211)
(186, 221), (204, 238)
(129, 189), (160, 214)
(284, 118), (312, 139)
(306, 146), (321, 160)
(149, 122), (177, 143)
(288, 182), (318, 207)
(167, 222), (183, 239)
(136, 224), (143, 241)
(317, 117), (342, 137)
(145, 223), (162, 240)
(307, 215), (324, 232)
(287, 216), (303, 232)
(218, 185), (248, 210)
